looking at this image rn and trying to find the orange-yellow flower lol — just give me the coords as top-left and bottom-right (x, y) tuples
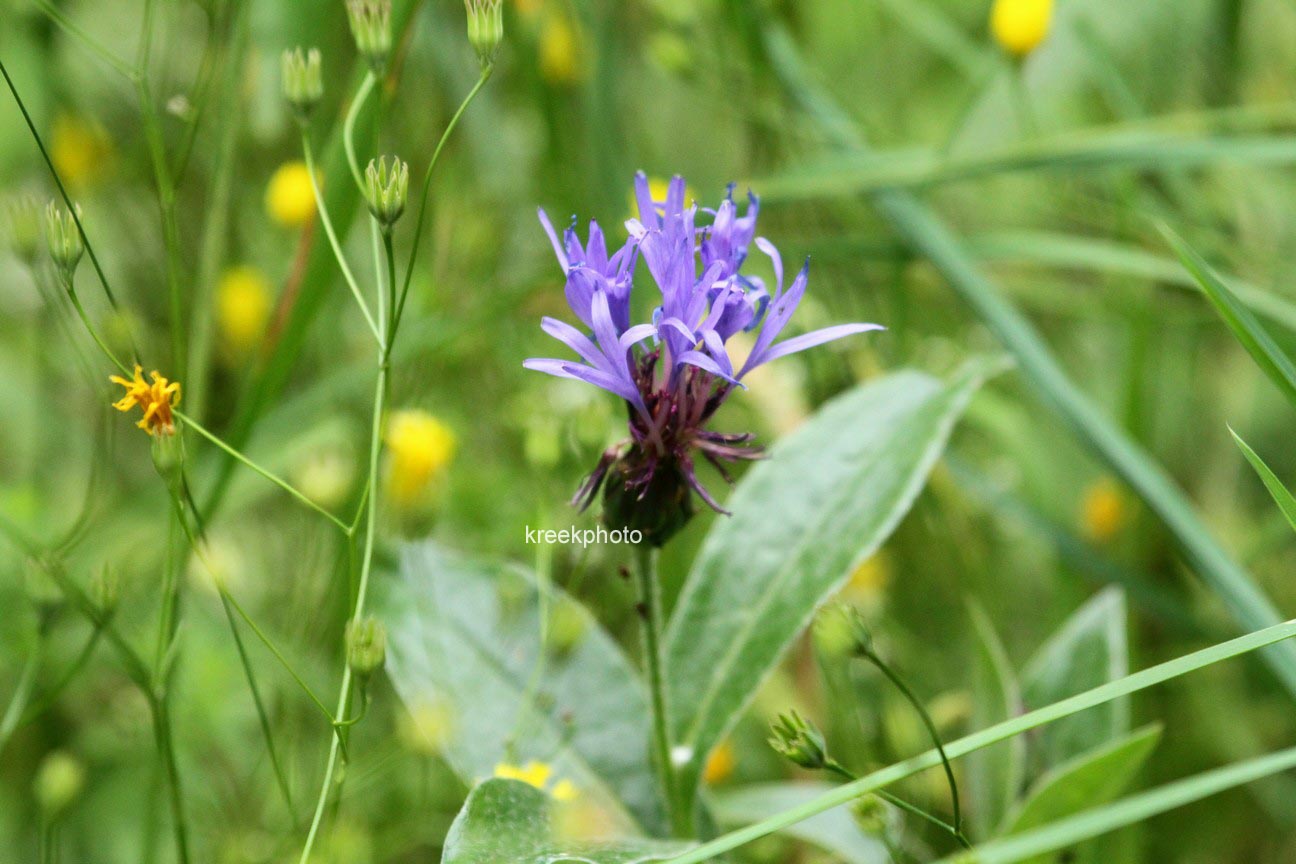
(111, 364), (181, 435)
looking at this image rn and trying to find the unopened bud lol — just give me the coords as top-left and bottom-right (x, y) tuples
(44, 201), (84, 282)
(281, 47), (323, 120)
(34, 751), (86, 818)
(346, 0), (392, 73)
(150, 422), (185, 486)
(90, 565), (120, 618)
(464, 0), (503, 66)
(346, 616), (387, 678)
(768, 710), (828, 771)
(364, 156), (408, 228)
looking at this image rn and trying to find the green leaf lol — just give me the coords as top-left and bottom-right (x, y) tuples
(664, 360), (997, 803)
(1021, 588), (1129, 769)
(378, 541), (661, 831)
(1163, 224), (1296, 409)
(709, 782), (890, 864)
(932, 744), (1296, 864)
(1002, 725), (1162, 843)
(966, 602), (1026, 837)
(441, 779), (690, 864)
(1230, 428), (1296, 534)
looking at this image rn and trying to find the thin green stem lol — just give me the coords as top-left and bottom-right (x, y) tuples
(634, 545), (688, 836)
(860, 649), (967, 844)
(149, 697), (190, 864)
(298, 365), (387, 864)
(177, 411), (351, 533)
(219, 591), (298, 824)
(32, 0), (135, 79)
(392, 65), (493, 342)
(661, 618), (1296, 864)
(301, 132), (382, 344)
(19, 628), (102, 728)
(63, 282), (131, 375)
(0, 638), (44, 758)
(824, 760), (970, 849)
(343, 73), (378, 192)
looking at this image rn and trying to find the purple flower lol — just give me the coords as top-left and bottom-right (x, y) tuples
(524, 173), (883, 544)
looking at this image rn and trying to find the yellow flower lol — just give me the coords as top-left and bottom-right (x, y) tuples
(384, 409), (456, 507)
(50, 113), (113, 191)
(990, 0), (1053, 57)
(265, 161), (318, 228)
(842, 551), (891, 608)
(551, 779), (579, 802)
(111, 364), (181, 436)
(494, 760), (553, 789)
(539, 13), (586, 85)
(702, 740), (736, 785)
(216, 265), (273, 353)
(1081, 476), (1126, 543)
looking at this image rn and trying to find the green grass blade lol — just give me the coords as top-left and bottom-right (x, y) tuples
(751, 20), (1296, 700)
(662, 618), (1296, 864)
(1164, 225), (1296, 408)
(933, 744), (1296, 863)
(1231, 428), (1296, 534)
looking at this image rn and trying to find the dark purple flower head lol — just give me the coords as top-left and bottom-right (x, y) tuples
(524, 172), (883, 544)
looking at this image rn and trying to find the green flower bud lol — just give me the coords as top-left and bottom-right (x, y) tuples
(346, 0), (392, 73)
(281, 47), (323, 120)
(346, 616), (387, 678)
(842, 604), (875, 657)
(5, 192), (41, 263)
(44, 201), (84, 283)
(90, 565), (120, 618)
(768, 709), (828, 771)
(364, 156), (409, 228)
(34, 750), (86, 818)
(851, 793), (890, 835)
(464, 0), (503, 66)
(150, 423), (185, 489)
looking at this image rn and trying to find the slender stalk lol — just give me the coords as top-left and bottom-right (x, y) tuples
(0, 639), (44, 758)
(343, 73), (378, 191)
(149, 697), (190, 864)
(634, 545), (688, 836)
(64, 282), (130, 375)
(391, 65), (493, 342)
(177, 411), (350, 533)
(661, 618), (1296, 864)
(858, 648), (968, 846)
(19, 629), (101, 727)
(824, 760), (967, 846)
(302, 132), (382, 344)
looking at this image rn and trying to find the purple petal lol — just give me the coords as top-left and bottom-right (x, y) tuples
(541, 317), (609, 370)
(745, 323), (884, 374)
(523, 358), (641, 404)
(678, 350), (744, 387)
(538, 208), (569, 270)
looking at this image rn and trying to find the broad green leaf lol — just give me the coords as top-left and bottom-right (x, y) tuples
(1231, 429), (1296, 535)
(664, 619), (1296, 864)
(1001, 725), (1161, 856)
(378, 541), (662, 831)
(441, 779), (690, 864)
(710, 782), (890, 864)
(1164, 225), (1296, 409)
(931, 744), (1296, 864)
(1021, 588), (1129, 768)
(664, 360), (997, 804)
(966, 602), (1026, 837)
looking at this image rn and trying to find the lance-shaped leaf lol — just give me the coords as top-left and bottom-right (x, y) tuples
(379, 541), (662, 831)
(664, 360), (998, 806)
(442, 779), (691, 864)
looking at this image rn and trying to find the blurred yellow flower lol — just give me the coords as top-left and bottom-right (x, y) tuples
(494, 760), (552, 789)
(702, 740), (736, 785)
(265, 161), (318, 228)
(990, 0), (1053, 57)
(1081, 476), (1126, 543)
(216, 265), (273, 353)
(551, 779), (579, 801)
(384, 409), (456, 507)
(842, 551), (891, 608)
(50, 113), (113, 191)
(110, 364), (181, 436)
(539, 14), (586, 85)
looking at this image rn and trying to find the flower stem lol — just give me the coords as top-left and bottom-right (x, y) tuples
(634, 544), (688, 836)
(824, 759), (970, 849)
(858, 647), (968, 846)
(0, 636), (44, 759)
(301, 132), (382, 345)
(148, 696), (190, 864)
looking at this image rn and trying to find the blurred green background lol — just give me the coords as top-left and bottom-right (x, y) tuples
(3, 0), (1296, 861)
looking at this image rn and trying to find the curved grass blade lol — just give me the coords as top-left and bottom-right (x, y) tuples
(1230, 429), (1296, 533)
(1163, 224), (1296, 408)
(932, 743), (1296, 864)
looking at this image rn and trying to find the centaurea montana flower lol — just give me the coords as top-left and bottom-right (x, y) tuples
(524, 173), (883, 544)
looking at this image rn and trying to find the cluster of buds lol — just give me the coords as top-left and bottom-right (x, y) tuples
(346, 616), (387, 679)
(347, 0), (392, 73)
(44, 201), (84, 284)
(464, 0), (503, 67)
(5, 193), (41, 264)
(364, 156), (409, 229)
(767, 709), (829, 771)
(281, 47), (323, 121)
